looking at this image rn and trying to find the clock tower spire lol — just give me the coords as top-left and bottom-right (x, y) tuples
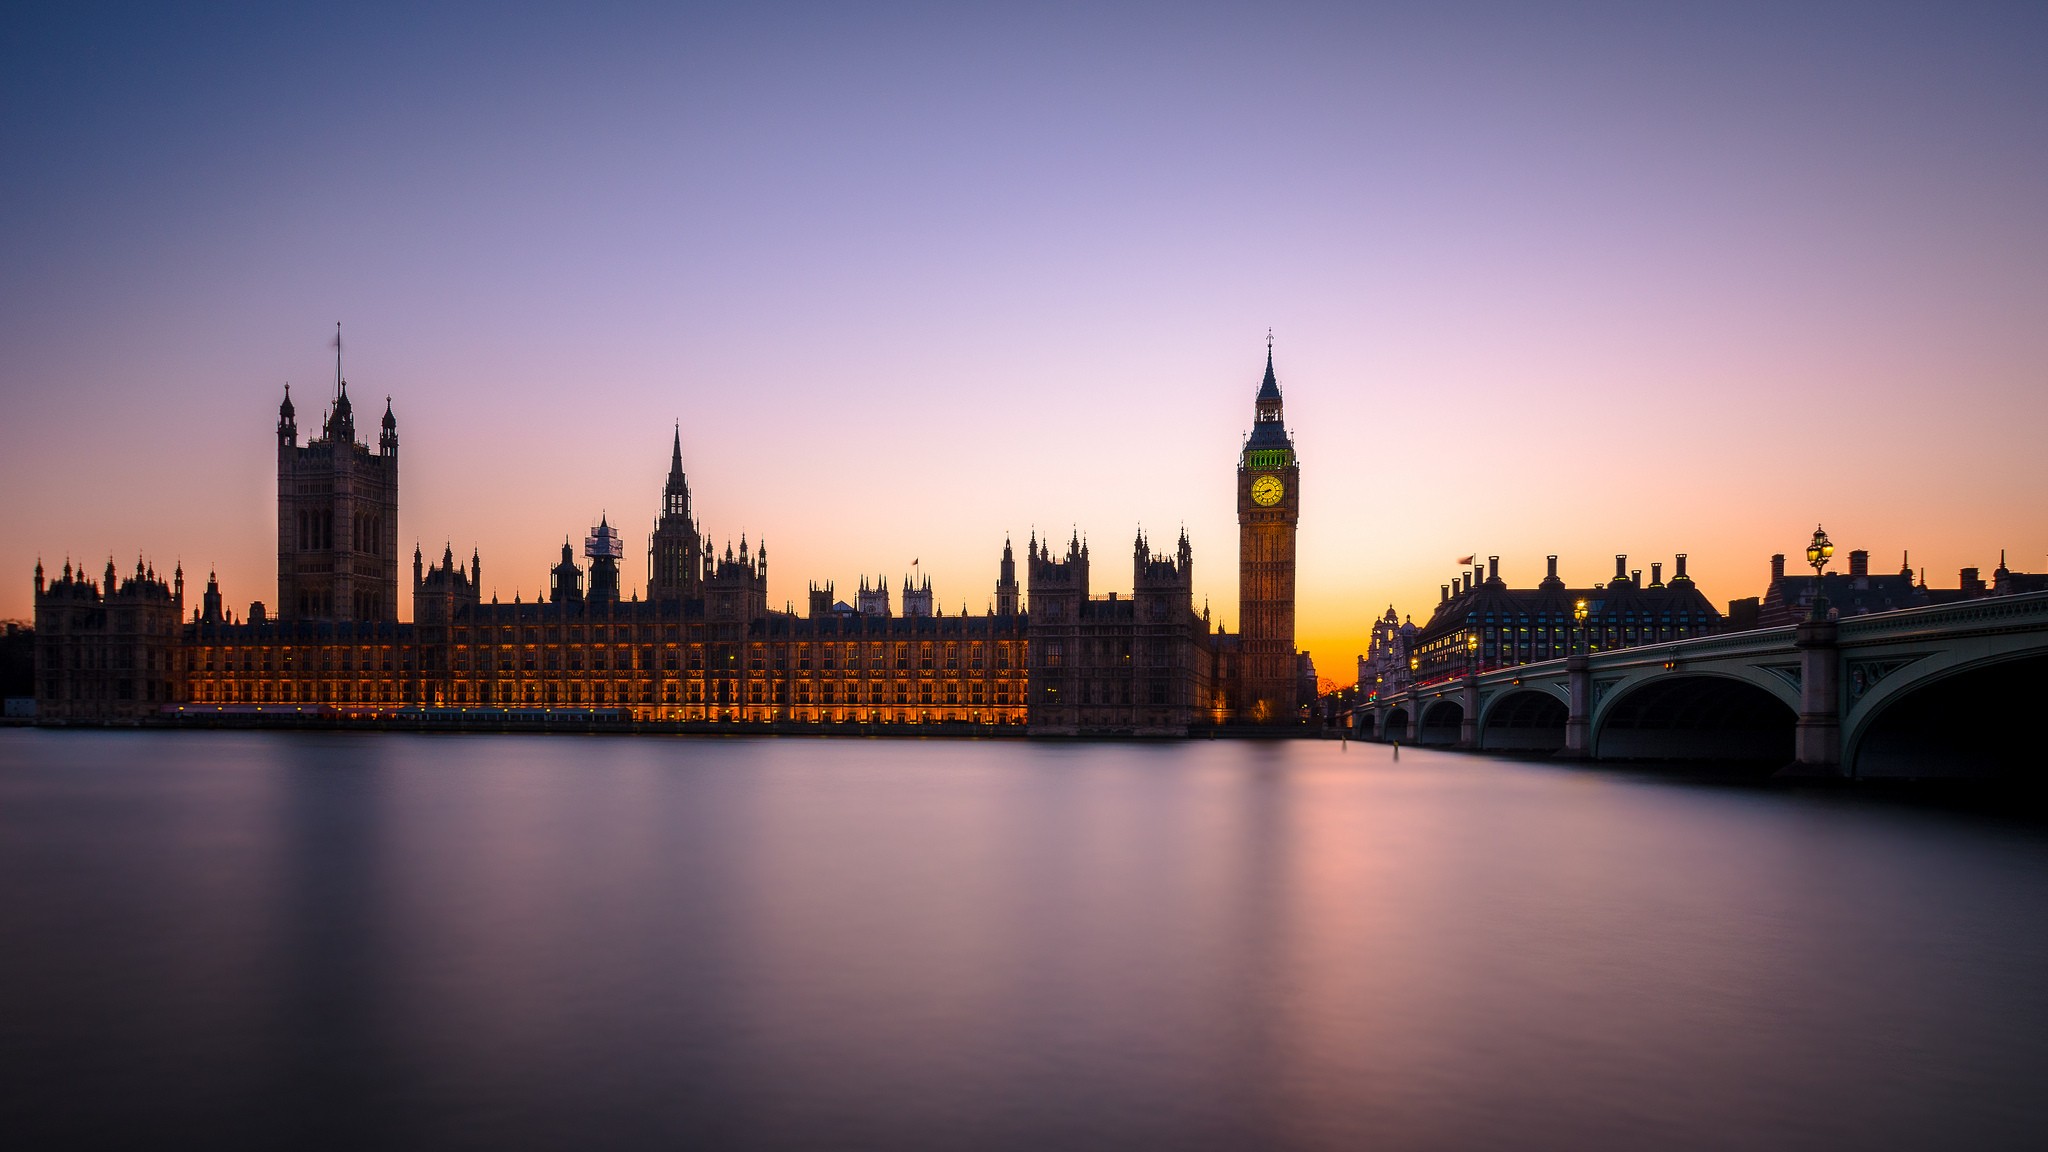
(1236, 335), (1300, 724)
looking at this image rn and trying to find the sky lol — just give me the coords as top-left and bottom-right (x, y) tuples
(4, 1), (2045, 683)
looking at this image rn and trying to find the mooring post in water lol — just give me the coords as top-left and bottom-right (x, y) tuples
(1392, 740), (1399, 761)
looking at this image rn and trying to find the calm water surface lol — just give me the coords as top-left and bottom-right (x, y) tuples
(2, 730), (2045, 1150)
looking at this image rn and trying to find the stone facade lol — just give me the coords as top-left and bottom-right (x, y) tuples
(1236, 343), (1301, 722)
(31, 558), (186, 722)
(275, 346), (400, 625)
(34, 340), (1302, 734)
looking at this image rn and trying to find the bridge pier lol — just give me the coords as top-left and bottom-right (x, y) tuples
(1459, 677), (1479, 747)
(1561, 654), (1591, 758)
(1791, 618), (1842, 774)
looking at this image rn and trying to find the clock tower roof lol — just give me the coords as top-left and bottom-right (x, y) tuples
(1244, 340), (1294, 454)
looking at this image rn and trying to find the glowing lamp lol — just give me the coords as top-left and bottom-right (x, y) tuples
(1806, 524), (1835, 620)
(1806, 525), (1834, 573)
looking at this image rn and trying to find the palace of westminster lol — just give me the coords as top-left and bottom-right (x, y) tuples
(30, 343), (1312, 734)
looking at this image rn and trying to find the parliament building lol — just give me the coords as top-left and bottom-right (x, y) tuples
(33, 344), (1307, 734)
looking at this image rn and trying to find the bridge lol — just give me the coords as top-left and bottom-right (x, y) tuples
(1351, 590), (2048, 777)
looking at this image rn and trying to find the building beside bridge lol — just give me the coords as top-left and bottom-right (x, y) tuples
(1734, 547), (2048, 629)
(1398, 553), (1725, 686)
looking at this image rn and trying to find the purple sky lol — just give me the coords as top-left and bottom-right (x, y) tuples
(5, 2), (2045, 678)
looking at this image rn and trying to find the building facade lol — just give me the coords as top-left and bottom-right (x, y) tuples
(31, 558), (186, 722)
(276, 344), (400, 625)
(34, 340), (1307, 734)
(1400, 553), (1725, 686)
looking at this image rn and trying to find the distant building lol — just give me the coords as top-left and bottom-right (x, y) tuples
(33, 339), (1306, 735)
(1356, 606), (1417, 701)
(1404, 553), (1724, 684)
(32, 558), (186, 722)
(1742, 547), (2046, 628)
(275, 336), (400, 623)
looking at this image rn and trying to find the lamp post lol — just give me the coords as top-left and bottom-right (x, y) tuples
(1805, 524), (1835, 621)
(1573, 598), (1589, 656)
(1466, 630), (1480, 675)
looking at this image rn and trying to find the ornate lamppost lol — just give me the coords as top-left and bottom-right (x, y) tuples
(1805, 524), (1835, 620)
(1466, 630), (1480, 675)
(1573, 597), (1589, 656)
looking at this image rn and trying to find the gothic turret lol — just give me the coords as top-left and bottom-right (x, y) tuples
(996, 536), (1020, 616)
(586, 514), (623, 605)
(550, 539), (584, 605)
(648, 426), (704, 602)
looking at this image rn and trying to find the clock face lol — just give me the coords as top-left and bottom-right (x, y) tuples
(1251, 474), (1284, 506)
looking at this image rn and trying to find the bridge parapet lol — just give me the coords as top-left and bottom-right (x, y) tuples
(1836, 590), (2048, 644)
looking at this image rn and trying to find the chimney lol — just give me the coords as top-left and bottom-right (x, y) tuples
(1463, 572), (1473, 593)
(1441, 584), (1450, 602)
(1650, 562), (1663, 588)
(1849, 550), (1869, 578)
(1674, 554), (1690, 582)
(1771, 554), (1786, 581)
(1631, 570), (1642, 587)
(1547, 555), (1559, 580)
(1488, 556), (1499, 583)
(1614, 554), (1628, 583)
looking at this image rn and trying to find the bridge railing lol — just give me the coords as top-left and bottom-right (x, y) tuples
(1835, 589), (2048, 642)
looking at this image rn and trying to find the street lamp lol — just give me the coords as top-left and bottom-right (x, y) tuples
(1466, 630), (1480, 674)
(1805, 524), (1835, 620)
(1573, 598), (1589, 655)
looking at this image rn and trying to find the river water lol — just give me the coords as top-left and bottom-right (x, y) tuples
(2, 730), (2044, 1150)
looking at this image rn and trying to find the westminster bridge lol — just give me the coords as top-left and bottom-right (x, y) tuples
(1351, 590), (2048, 776)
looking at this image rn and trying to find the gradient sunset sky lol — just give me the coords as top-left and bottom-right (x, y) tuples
(5, 2), (2044, 682)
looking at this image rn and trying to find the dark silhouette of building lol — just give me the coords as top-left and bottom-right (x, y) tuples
(1404, 553), (1724, 683)
(276, 329), (398, 623)
(31, 557), (185, 721)
(1739, 547), (2046, 628)
(1023, 528), (1215, 735)
(32, 336), (1310, 734)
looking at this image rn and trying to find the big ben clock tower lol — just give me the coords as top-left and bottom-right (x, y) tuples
(1237, 336), (1300, 723)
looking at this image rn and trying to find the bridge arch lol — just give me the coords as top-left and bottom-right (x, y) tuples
(1847, 652), (2048, 778)
(1479, 688), (1569, 751)
(1418, 699), (1463, 746)
(1592, 673), (1797, 762)
(1381, 707), (1410, 742)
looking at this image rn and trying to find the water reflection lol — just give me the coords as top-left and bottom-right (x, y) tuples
(2, 731), (2045, 1149)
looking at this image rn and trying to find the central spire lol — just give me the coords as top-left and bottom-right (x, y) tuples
(1257, 334), (1281, 404)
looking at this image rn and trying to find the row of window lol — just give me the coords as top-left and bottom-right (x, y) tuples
(191, 678), (1033, 710)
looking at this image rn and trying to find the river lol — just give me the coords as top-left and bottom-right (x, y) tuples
(2, 730), (2044, 1149)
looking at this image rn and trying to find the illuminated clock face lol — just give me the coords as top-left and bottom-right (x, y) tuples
(1251, 475), (1284, 506)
